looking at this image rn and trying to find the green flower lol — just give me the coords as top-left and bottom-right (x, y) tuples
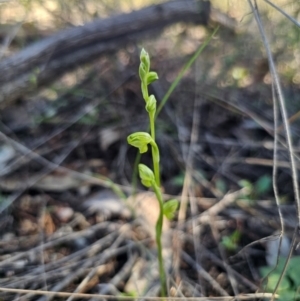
(138, 164), (155, 188)
(146, 71), (158, 85)
(140, 48), (150, 74)
(146, 95), (157, 113)
(127, 132), (153, 153)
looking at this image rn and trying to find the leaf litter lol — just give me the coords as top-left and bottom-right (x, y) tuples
(1, 4), (300, 300)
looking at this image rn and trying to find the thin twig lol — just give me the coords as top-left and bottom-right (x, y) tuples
(271, 71), (286, 272)
(208, 213), (240, 299)
(1, 231), (120, 290)
(0, 222), (119, 268)
(0, 287), (279, 300)
(181, 251), (229, 297)
(195, 188), (247, 225)
(247, 0), (300, 224)
(66, 232), (126, 301)
(0, 138), (82, 214)
(263, 0), (300, 27)
(0, 130), (133, 196)
(245, 2), (300, 300)
(38, 243), (130, 301)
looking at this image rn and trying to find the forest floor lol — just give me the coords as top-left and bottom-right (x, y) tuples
(1, 2), (300, 300)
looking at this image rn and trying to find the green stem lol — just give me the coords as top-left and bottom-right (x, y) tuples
(153, 183), (167, 298)
(143, 78), (160, 187)
(150, 113), (155, 141)
(150, 140), (160, 187)
(139, 49), (166, 297)
(142, 81), (149, 102)
(149, 112), (160, 187)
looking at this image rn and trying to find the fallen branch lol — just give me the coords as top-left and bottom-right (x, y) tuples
(0, 0), (212, 105)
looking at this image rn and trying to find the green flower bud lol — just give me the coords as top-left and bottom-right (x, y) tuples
(146, 95), (156, 113)
(138, 164), (155, 188)
(146, 71), (158, 85)
(163, 199), (179, 220)
(140, 48), (150, 73)
(127, 132), (153, 154)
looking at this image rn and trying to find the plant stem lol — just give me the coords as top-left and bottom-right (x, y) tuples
(149, 113), (156, 178)
(149, 108), (164, 296)
(149, 115), (160, 187)
(153, 183), (167, 298)
(153, 156), (160, 188)
(138, 49), (165, 296)
(150, 113), (155, 141)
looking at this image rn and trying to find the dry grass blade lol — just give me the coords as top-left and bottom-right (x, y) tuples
(208, 215), (240, 299)
(263, 0), (300, 27)
(0, 287), (279, 300)
(247, 0), (300, 300)
(0, 97), (101, 177)
(195, 241), (258, 291)
(66, 232), (127, 301)
(39, 241), (128, 301)
(247, 0), (300, 225)
(181, 251), (229, 296)
(0, 130), (133, 199)
(0, 137), (84, 214)
(29, 232), (117, 275)
(195, 188), (247, 225)
(0, 222), (119, 268)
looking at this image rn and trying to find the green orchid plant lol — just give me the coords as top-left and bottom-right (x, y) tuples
(127, 49), (178, 297)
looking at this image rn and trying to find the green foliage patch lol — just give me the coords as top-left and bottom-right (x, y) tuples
(260, 256), (300, 301)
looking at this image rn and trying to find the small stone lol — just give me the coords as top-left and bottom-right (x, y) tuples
(55, 207), (74, 223)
